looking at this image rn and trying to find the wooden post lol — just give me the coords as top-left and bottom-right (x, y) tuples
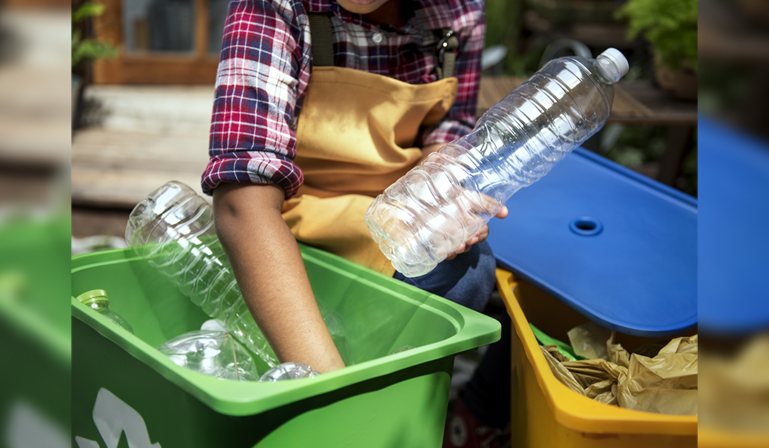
(658, 126), (694, 187)
(195, 0), (209, 60)
(92, 0), (124, 84)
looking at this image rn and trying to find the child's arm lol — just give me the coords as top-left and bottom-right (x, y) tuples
(213, 182), (345, 373)
(202, 2), (343, 372)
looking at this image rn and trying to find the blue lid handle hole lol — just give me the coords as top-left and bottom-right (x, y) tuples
(569, 217), (603, 236)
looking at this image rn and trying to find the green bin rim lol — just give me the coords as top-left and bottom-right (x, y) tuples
(71, 244), (501, 416)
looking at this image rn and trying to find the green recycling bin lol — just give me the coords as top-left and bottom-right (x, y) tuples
(71, 244), (500, 448)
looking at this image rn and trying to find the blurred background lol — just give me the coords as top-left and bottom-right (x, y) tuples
(698, 1), (769, 447)
(0, 0), (70, 447)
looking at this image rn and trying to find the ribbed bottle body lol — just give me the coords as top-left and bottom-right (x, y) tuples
(366, 54), (620, 277)
(126, 181), (280, 367)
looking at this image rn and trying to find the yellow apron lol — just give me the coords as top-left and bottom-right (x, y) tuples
(282, 66), (458, 276)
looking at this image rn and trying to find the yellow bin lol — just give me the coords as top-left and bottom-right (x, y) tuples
(495, 269), (697, 448)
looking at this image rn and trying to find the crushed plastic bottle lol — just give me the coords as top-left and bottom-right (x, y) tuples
(76, 289), (134, 334)
(259, 362), (320, 382)
(158, 330), (260, 381)
(125, 181), (351, 367)
(366, 48), (629, 277)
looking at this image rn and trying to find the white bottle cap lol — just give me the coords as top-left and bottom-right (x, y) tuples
(201, 319), (227, 332)
(599, 48), (629, 79)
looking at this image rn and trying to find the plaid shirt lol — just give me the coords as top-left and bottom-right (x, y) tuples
(202, 0), (485, 198)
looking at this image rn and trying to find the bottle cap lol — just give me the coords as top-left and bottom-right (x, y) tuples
(599, 48), (629, 79)
(77, 289), (109, 306)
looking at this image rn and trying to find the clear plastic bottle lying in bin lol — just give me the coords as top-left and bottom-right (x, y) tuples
(366, 48), (629, 277)
(125, 181), (351, 368)
(259, 362), (320, 382)
(158, 330), (261, 381)
(76, 289), (134, 334)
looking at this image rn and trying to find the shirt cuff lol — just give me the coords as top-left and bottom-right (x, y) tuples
(201, 151), (304, 199)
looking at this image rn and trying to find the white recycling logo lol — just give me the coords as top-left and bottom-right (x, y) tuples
(75, 388), (161, 448)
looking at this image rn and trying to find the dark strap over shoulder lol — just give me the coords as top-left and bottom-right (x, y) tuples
(308, 13), (334, 67)
(434, 28), (459, 79)
(308, 13), (458, 79)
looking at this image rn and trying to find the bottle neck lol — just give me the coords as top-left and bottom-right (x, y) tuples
(84, 300), (108, 311)
(596, 55), (622, 84)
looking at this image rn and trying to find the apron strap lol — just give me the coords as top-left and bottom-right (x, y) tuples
(308, 13), (459, 79)
(308, 13), (335, 67)
(434, 28), (459, 79)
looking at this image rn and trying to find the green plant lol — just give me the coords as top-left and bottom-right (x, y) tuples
(72, 2), (119, 71)
(617, 0), (697, 73)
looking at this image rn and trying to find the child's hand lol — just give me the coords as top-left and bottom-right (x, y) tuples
(446, 205), (508, 260)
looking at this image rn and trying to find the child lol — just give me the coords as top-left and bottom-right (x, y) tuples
(203, 3), (508, 435)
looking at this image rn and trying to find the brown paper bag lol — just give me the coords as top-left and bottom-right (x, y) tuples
(541, 328), (698, 415)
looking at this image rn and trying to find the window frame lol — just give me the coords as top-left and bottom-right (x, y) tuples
(92, 0), (220, 84)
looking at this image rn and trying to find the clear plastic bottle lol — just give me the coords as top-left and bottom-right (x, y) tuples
(158, 330), (260, 382)
(366, 48), (629, 277)
(76, 289), (134, 334)
(125, 181), (279, 366)
(125, 181), (350, 368)
(259, 362), (320, 382)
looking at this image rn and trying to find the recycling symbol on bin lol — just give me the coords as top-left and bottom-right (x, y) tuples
(75, 388), (161, 448)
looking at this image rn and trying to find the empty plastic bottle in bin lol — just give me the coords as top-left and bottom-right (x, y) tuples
(259, 362), (320, 382)
(366, 48), (629, 277)
(125, 181), (351, 368)
(124, 181), (279, 366)
(76, 289), (134, 334)
(158, 330), (260, 382)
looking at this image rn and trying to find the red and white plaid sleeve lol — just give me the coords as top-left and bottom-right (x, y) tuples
(202, 0), (310, 198)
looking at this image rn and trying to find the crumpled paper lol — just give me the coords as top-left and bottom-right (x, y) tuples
(541, 322), (698, 415)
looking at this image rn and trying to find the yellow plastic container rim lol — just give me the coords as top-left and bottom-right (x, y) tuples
(495, 268), (697, 436)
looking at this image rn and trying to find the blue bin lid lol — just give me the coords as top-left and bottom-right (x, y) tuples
(487, 148), (697, 337)
(699, 117), (769, 335)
